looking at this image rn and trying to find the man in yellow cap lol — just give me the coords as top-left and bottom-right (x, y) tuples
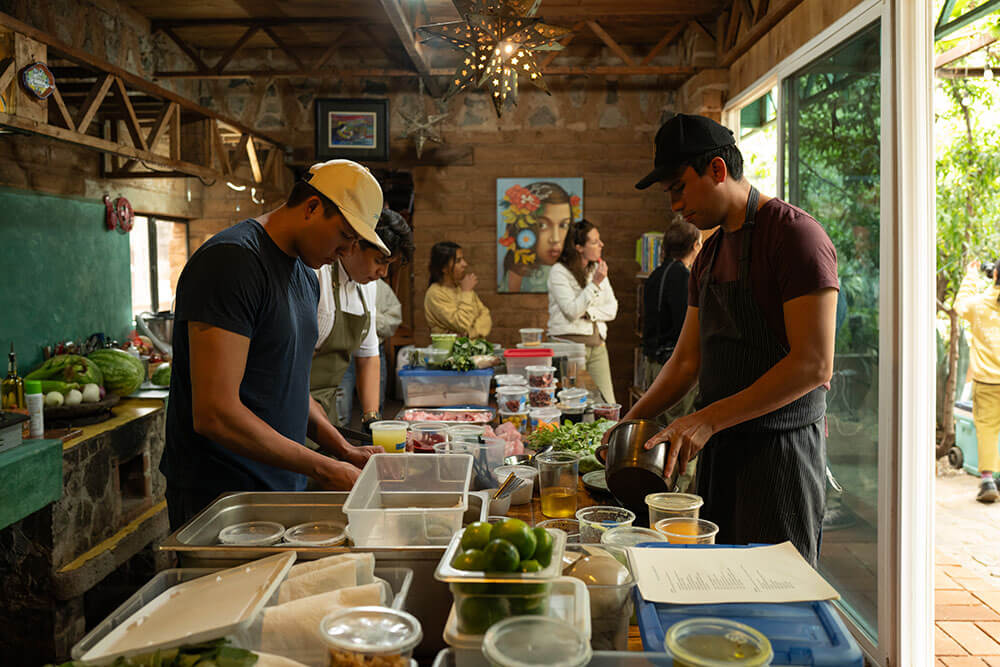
(162, 159), (388, 529)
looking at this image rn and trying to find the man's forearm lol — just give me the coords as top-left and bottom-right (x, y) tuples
(355, 355), (381, 416)
(307, 396), (353, 456)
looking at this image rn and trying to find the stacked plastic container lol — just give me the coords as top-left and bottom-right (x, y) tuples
(503, 348), (553, 378)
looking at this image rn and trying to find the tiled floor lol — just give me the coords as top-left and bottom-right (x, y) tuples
(936, 469), (1000, 665)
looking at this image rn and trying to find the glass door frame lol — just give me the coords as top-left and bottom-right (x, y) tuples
(722, 1), (935, 665)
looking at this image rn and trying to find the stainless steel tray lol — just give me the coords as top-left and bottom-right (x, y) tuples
(396, 407), (495, 424)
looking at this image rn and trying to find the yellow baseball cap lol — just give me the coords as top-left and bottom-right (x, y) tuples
(306, 159), (389, 255)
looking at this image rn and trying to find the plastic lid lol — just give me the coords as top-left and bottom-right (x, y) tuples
(530, 406), (561, 418)
(24, 379), (42, 394)
(525, 365), (557, 373)
(504, 348), (553, 358)
(495, 374), (528, 385)
(519, 328), (544, 333)
(646, 492), (704, 512)
(369, 420), (408, 431)
(558, 388), (587, 400)
(664, 617), (773, 667)
(218, 521), (285, 546)
(282, 521), (347, 547)
(482, 616), (592, 667)
(497, 385), (528, 394)
(600, 526), (667, 547)
(320, 606), (422, 655)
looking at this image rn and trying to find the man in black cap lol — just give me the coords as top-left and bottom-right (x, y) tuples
(625, 113), (839, 565)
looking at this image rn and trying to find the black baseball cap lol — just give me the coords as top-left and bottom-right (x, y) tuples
(635, 113), (736, 190)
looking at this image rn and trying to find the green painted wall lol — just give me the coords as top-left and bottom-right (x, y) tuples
(0, 187), (133, 373)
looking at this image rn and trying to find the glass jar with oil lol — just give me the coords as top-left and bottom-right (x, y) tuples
(665, 618), (772, 666)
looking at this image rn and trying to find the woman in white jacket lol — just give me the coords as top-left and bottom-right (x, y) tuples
(547, 219), (618, 403)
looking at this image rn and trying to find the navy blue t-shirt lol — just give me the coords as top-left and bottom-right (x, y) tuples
(161, 219), (319, 498)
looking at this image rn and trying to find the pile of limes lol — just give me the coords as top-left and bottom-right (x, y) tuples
(449, 519), (557, 634)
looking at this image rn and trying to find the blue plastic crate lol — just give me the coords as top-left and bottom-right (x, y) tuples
(632, 543), (863, 666)
(398, 366), (494, 407)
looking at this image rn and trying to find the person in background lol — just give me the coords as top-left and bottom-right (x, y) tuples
(956, 258), (1000, 503)
(642, 220), (703, 492)
(547, 219), (619, 403)
(162, 159), (386, 530)
(312, 209), (414, 431)
(425, 241), (492, 339)
(337, 278), (403, 425)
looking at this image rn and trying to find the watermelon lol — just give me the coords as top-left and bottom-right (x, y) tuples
(26, 354), (103, 387)
(151, 362), (171, 387)
(88, 348), (146, 396)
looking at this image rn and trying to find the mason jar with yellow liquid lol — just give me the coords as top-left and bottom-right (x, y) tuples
(665, 618), (772, 667)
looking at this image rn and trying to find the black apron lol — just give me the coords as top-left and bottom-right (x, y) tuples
(694, 187), (827, 565)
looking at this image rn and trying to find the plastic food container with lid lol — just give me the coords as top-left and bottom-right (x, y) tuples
(600, 525), (667, 549)
(576, 506), (635, 544)
(217, 521), (285, 546)
(496, 386), (529, 413)
(529, 406), (561, 430)
(320, 605), (423, 667)
(557, 387), (588, 409)
(528, 386), (557, 408)
(494, 374), (528, 388)
(503, 348), (553, 378)
(664, 617), (773, 667)
(525, 365), (557, 387)
(646, 492), (704, 525)
(447, 424), (487, 443)
(592, 402), (622, 421)
(535, 518), (580, 543)
(482, 615), (592, 667)
(282, 521), (347, 547)
(432, 333), (458, 351)
(519, 328), (544, 346)
(407, 422), (449, 453)
(498, 409), (530, 435)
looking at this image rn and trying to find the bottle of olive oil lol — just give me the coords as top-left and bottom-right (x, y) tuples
(2, 342), (25, 409)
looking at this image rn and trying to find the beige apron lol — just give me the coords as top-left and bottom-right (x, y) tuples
(310, 270), (371, 426)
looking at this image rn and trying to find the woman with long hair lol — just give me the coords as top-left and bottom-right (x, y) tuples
(424, 241), (492, 338)
(546, 219), (618, 403)
(499, 181), (577, 292)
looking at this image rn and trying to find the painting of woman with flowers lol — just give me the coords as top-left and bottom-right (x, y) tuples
(496, 178), (583, 293)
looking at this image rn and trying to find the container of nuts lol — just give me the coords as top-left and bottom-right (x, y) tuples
(320, 605), (422, 666)
(526, 365), (556, 388)
(496, 386), (529, 412)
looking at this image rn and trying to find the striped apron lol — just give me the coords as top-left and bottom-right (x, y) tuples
(695, 187), (828, 565)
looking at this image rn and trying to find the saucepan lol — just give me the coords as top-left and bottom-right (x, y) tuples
(595, 419), (679, 522)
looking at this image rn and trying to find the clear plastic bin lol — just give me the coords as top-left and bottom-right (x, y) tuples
(407, 422), (450, 453)
(398, 367), (494, 407)
(343, 454), (473, 546)
(483, 616), (591, 667)
(503, 348), (553, 378)
(433, 649), (674, 667)
(519, 328), (544, 346)
(321, 606), (423, 667)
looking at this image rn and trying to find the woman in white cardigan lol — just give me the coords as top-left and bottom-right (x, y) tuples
(547, 219), (619, 403)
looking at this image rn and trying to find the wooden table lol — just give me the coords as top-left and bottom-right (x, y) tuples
(506, 478), (646, 652)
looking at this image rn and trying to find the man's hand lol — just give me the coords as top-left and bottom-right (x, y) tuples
(643, 410), (718, 479)
(314, 458), (363, 490)
(593, 260), (608, 285)
(341, 445), (383, 469)
(460, 272), (478, 291)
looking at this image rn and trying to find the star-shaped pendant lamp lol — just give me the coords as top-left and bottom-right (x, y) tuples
(398, 81), (449, 158)
(417, 0), (572, 117)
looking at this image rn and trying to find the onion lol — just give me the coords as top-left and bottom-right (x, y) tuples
(65, 389), (83, 406)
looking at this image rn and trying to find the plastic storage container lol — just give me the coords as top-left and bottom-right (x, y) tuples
(558, 388), (588, 409)
(526, 365), (557, 387)
(494, 374), (528, 388)
(447, 424), (487, 443)
(530, 406), (561, 428)
(536, 518), (580, 543)
(600, 526), (666, 548)
(407, 422), (450, 453)
(529, 386), (558, 408)
(369, 420), (409, 454)
(492, 464), (537, 504)
(503, 348), (553, 378)
(496, 386), (529, 413)
(398, 367), (495, 407)
(343, 453), (473, 546)
(321, 605), (423, 667)
(664, 617), (773, 667)
(576, 506), (635, 543)
(592, 402), (622, 421)
(432, 333), (458, 351)
(563, 544), (636, 651)
(483, 615), (592, 667)
(498, 409), (530, 435)
(519, 328), (544, 346)
(634, 544), (864, 665)
(442, 577), (591, 667)
(646, 492), (703, 525)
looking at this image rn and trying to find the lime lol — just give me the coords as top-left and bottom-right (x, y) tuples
(484, 538), (521, 572)
(532, 527), (554, 567)
(520, 559), (542, 573)
(461, 521), (493, 551)
(492, 519), (537, 560)
(451, 548), (489, 571)
(508, 593), (549, 616)
(457, 596), (509, 634)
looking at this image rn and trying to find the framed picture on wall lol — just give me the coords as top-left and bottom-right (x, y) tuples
(496, 178), (583, 293)
(315, 98), (389, 162)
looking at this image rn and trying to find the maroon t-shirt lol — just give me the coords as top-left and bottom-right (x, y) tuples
(688, 198), (839, 350)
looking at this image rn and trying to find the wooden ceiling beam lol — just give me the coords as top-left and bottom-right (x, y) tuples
(540, 22), (584, 69)
(112, 76), (149, 151)
(719, 0), (805, 67)
(120, 100), (176, 173)
(377, 0), (443, 97)
(160, 26), (209, 72)
(75, 73), (113, 135)
(49, 87), (76, 131)
(640, 22), (686, 66)
(586, 20), (635, 67)
(0, 57), (15, 92)
(313, 27), (346, 70)
(247, 138), (262, 184)
(261, 26), (307, 72)
(153, 64), (697, 79)
(215, 26), (260, 73)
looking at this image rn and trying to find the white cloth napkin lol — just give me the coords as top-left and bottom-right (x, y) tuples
(278, 561), (358, 604)
(286, 552), (375, 585)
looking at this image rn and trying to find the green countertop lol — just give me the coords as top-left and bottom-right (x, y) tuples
(0, 438), (62, 530)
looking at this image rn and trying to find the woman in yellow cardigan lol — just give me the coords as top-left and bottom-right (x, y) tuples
(424, 241), (492, 339)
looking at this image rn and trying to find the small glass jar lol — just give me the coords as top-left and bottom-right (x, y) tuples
(320, 606), (422, 667)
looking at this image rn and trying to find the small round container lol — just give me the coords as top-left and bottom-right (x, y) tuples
(655, 517), (719, 545)
(526, 365), (557, 387)
(664, 617), (773, 667)
(535, 518), (580, 543)
(492, 464), (537, 505)
(320, 606), (423, 667)
(529, 386), (558, 408)
(446, 424), (486, 443)
(558, 387), (588, 410)
(519, 327), (544, 346)
(646, 492), (704, 525)
(425, 347), (450, 368)
(592, 402), (622, 421)
(496, 386), (529, 412)
(369, 420), (409, 454)
(283, 521), (347, 547)
(433, 441), (475, 455)
(431, 332), (458, 351)
(218, 521), (285, 546)
(575, 506), (636, 544)
(483, 615), (592, 667)
(498, 409), (530, 435)
(530, 406), (561, 430)
(483, 488), (512, 516)
(494, 373), (529, 388)
(600, 525), (667, 548)
(406, 422), (449, 453)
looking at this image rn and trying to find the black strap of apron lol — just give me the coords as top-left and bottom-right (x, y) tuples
(739, 187), (760, 283)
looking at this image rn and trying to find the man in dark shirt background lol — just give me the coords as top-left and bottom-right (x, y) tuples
(625, 114), (839, 565)
(161, 159), (387, 530)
